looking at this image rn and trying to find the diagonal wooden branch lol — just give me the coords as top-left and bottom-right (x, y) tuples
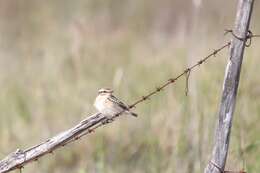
(0, 113), (106, 173)
(204, 0), (255, 173)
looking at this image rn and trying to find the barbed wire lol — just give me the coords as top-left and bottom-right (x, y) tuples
(43, 29), (260, 171)
(1, 30), (259, 173)
(63, 41), (232, 146)
(61, 33), (237, 147)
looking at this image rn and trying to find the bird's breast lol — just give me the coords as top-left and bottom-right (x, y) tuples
(94, 95), (106, 111)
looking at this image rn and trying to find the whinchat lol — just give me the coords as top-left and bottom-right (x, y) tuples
(94, 88), (138, 118)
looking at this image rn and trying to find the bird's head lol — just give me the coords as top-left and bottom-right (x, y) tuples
(98, 88), (114, 95)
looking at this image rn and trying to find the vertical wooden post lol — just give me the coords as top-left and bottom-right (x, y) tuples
(204, 0), (254, 173)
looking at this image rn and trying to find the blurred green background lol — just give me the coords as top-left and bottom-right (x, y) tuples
(0, 0), (259, 173)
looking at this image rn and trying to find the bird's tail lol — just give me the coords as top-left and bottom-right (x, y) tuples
(126, 110), (138, 117)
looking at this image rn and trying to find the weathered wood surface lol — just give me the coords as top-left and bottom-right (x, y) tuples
(0, 113), (106, 173)
(204, 0), (254, 173)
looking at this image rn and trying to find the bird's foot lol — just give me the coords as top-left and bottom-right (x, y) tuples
(102, 116), (114, 124)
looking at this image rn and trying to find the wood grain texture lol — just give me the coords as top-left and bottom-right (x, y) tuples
(204, 0), (254, 173)
(0, 113), (106, 173)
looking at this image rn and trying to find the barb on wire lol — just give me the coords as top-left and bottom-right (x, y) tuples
(224, 29), (260, 47)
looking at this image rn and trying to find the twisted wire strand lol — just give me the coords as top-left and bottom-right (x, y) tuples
(64, 41), (232, 146)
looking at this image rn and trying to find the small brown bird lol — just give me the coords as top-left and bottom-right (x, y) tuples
(94, 88), (137, 118)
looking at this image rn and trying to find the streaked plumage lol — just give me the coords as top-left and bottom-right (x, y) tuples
(94, 88), (137, 118)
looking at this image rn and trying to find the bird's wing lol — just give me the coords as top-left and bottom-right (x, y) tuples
(108, 95), (129, 110)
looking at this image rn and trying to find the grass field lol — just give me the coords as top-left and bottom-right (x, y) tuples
(0, 1), (259, 173)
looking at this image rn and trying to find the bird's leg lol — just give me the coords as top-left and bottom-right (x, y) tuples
(102, 114), (114, 124)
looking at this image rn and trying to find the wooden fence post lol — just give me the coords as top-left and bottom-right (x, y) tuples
(204, 0), (254, 173)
